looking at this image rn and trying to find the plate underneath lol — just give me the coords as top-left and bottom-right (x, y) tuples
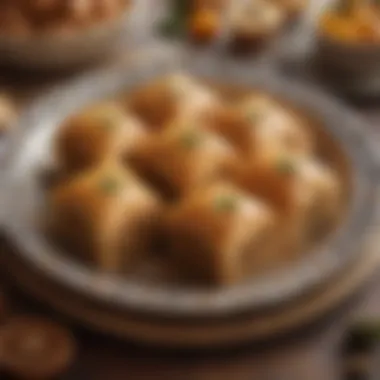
(1, 234), (379, 349)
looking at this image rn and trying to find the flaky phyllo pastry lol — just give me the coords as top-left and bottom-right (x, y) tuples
(46, 73), (343, 286)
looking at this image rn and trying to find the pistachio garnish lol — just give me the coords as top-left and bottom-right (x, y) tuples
(246, 109), (262, 124)
(99, 114), (118, 130)
(214, 195), (238, 212)
(275, 158), (296, 176)
(180, 130), (202, 149)
(99, 176), (121, 195)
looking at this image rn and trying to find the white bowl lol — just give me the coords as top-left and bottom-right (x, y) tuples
(0, 3), (142, 70)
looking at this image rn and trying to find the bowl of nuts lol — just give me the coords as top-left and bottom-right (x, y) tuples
(163, 0), (309, 55)
(0, 0), (140, 70)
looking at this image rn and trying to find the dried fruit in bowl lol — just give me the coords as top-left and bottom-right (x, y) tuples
(189, 8), (222, 44)
(320, 0), (380, 43)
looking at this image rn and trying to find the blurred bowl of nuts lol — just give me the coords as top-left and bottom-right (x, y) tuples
(163, 0), (309, 55)
(0, 0), (138, 70)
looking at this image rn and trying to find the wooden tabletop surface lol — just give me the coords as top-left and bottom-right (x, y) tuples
(1, 1), (380, 377)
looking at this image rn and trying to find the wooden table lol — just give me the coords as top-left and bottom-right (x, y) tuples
(1, 248), (380, 380)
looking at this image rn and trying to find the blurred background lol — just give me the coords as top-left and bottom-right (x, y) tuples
(1, 1), (380, 379)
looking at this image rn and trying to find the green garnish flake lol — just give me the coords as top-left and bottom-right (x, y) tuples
(214, 195), (238, 212)
(246, 109), (261, 125)
(99, 114), (118, 130)
(169, 82), (184, 98)
(99, 176), (121, 195)
(275, 158), (296, 176)
(180, 131), (202, 149)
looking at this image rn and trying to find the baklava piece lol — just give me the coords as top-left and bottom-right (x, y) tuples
(240, 94), (313, 156)
(47, 160), (162, 272)
(128, 74), (220, 130)
(56, 102), (146, 174)
(210, 93), (313, 157)
(130, 119), (236, 199)
(231, 152), (341, 250)
(164, 182), (277, 285)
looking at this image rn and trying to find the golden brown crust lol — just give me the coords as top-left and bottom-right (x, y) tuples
(163, 182), (277, 284)
(56, 102), (146, 175)
(48, 160), (162, 271)
(46, 73), (344, 286)
(129, 121), (236, 199)
(230, 156), (297, 215)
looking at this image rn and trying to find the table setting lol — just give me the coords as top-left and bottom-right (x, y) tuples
(1, 0), (380, 379)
